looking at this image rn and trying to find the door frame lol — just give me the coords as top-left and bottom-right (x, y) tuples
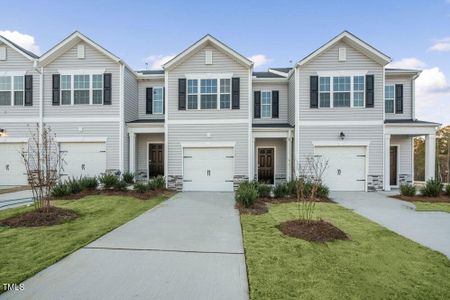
(390, 144), (400, 188)
(256, 146), (276, 184)
(147, 142), (164, 180)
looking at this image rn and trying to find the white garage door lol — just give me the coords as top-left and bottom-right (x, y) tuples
(183, 147), (234, 191)
(315, 146), (366, 191)
(0, 143), (27, 185)
(60, 142), (106, 179)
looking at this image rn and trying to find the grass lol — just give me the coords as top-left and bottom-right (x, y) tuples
(414, 202), (450, 213)
(241, 202), (450, 300)
(0, 195), (167, 291)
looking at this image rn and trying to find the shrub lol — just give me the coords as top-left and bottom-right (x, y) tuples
(79, 177), (98, 190)
(235, 181), (257, 208)
(51, 182), (70, 198)
(114, 180), (128, 192)
(122, 172), (135, 184)
(257, 184), (272, 198)
(400, 183), (416, 197)
(98, 173), (119, 189)
(286, 180), (297, 196)
(133, 182), (148, 193)
(66, 177), (82, 194)
(446, 184), (450, 196)
(151, 175), (165, 190)
(316, 183), (329, 199)
(421, 179), (443, 197)
(273, 183), (289, 198)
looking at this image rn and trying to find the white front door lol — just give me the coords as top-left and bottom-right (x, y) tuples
(60, 142), (106, 179)
(0, 143), (27, 185)
(183, 147), (234, 191)
(315, 146), (366, 191)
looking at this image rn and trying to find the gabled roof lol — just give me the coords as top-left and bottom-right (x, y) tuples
(163, 34), (253, 70)
(0, 35), (39, 61)
(39, 31), (121, 66)
(296, 31), (391, 67)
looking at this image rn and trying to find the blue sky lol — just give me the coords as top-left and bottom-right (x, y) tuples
(1, 0), (449, 124)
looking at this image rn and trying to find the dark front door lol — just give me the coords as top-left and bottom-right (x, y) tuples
(390, 146), (398, 186)
(148, 144), (164, 178)
(258, 148), (274, 184)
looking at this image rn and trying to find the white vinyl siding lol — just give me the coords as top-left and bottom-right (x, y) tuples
(153, 87), (163, 114)
(385, 85), (395, 114)
(254, 81), (289, 124)
(261, 91), (272, 118)
(137, 78), (164, 120)
(385, 75), (413, 120)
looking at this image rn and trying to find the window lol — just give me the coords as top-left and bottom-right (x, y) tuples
(187, 79), (198, 109)
(261, 91), (272, 118)
(319, 77), (330, 107)
(13, 76), (24, 106)
(333, 76), (351, 107)
(92, 74), (103, 104)
(220, 78), (231, 109)
(0, 76), (11, 106)
(61, 75), (71, 105)
(385, 85), (395, 113)
(353, 76), (364, 107)
(74, 75), (89, 104)
(153, 87), (163, 114)
(200, 79), (217, 109)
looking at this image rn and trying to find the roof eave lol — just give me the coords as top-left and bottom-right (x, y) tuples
(0, 36), (38, 62)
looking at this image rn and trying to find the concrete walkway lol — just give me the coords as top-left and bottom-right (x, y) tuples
(331, 191), (450, 259)
(1, 192), (248, 300)
(0, 190), (33, 210)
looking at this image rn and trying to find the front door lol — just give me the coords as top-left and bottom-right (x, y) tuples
(258, 148), (274, 184)
(148, 144), (164, 178)
(390, 146), (398, 186)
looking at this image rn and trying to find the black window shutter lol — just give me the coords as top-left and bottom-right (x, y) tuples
(52, 74), (60, 106)
(254, 91), (261, 118)
(163, 87), (165, 114)
(24, 75), (33, 106)
(365, 75), (374, 108)
(310, 76), (318, 108)
(146, 87), (153, 114)
(272, 90), (279, 118)
(395, 84), (403, 114)
(178, 78), (186, 110)
(232, 77), (240, 109)
(103, 73), (112, 105)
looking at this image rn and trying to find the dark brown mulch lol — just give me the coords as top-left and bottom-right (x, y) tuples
(0, 206), (78, 227)
(236, 200), (269, 215)
(260, 196), (333, 204)
(277, 219), (349, 242)
(55, 189), (173, 201)
(392, 194), (450, 203)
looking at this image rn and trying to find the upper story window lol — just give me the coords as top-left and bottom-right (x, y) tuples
(319, 77), (331, 107)
(0, 75), (25, 106)
(92, 75), (103, 104)
(261, 91), (272, 118)
(385, 85), (395, 113)
(74, 75), (90, 104)
(317, 75), (365, 108)
(153, 87), (164, 114)
(186, 77), (232, 110)
(333, 76), (351, 107)
(200, 79), (217, 109)
(187, 79), (198, 109)
(60, 73), (104, 105)
(353, 76), (365, 107)
(220, 79), (231, 109)
(61, 75), (71, 105)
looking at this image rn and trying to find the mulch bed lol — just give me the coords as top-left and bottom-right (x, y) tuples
(0, 206), (78, 227)
(236, 200), (269, 215)
(277, 219), (350, 242)
(392, 195), (450, 203)
(55, 189), (173, 201)
(260, 196), (333, 204)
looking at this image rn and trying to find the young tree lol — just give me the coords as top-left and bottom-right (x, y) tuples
(20, 124), (62, 211)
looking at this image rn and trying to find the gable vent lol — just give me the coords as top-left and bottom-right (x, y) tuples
(205, 50), (213, 65)
(338, 47), (346, 62)
(77, 44), (85, 59)
(0, 46), (6, 60)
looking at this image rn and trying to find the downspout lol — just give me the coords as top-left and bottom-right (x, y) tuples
(33, 60), (44, 139)
(119, 62), (125, 173)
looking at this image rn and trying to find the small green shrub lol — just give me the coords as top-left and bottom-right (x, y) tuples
(114, 180), (128, 192)
(66, 177), (82, 194)
(122, 172), (135, 184)
(257, 184), (272, 198)
(400, 183), (416, 197)
(51, 182), (70, 198)
(316, 183), (329, 199)
(133, 182), (148, 193)
(286, 180), (297, 196)
(151, 175), (165, 190)
(446, 184), (450, 196)
(99, 173), (119, 189)
(273, 183), (289, 198)
(79, 177), (98, 190)
(235, 181), (258, 208)
(421, 179), (443, 197)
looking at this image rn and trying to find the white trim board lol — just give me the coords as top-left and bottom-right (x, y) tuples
(56, 137), (108, 143)
(44, 117), (121, 123)
(127, 127), (165, 134)
(312, 140), (371, 147)
(167, 119), (248, 125)
(0, 137), (29, 143)
(185, 73), (233, 79)
(299, 120), (383, 126)
(180, 141), (236, 148)
(58, 69), (106, 75)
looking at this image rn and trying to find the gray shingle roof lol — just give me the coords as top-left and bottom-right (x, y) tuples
(252, 72), (285, 78)
(136, 70), (165, 75)
(0, 35), (39, 59)
(384, 119), (439, 125)
(270, 67), (292, 73)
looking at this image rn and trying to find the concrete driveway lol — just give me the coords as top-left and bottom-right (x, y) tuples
(331, 191), (450, 259)
(1, 192), (248, 300)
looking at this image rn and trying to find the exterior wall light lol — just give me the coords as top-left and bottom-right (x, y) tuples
(0, 128), (4, 136)
(339, 132), (345, 140)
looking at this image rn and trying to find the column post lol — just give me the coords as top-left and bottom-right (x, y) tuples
(129, 132), (136, 175)
(286, 130), (292, 181)
(425, 134), (436, 180)
(384, 134), (391, 191)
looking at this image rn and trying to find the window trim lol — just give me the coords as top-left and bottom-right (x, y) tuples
(385, 84), (395, 114)
(200, 79), (218, 110)
(0, 75), (25, 107)
(260, 90), (272, 118)
(152, 86), (164, 114)
(60, 75), (72, 106)
(186, 77), (232, 110)
(60, 73), (104, 105)
(317, 74), (366, 109)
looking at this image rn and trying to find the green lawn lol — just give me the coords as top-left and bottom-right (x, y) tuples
(414, 202), (450, 213)
(0, 195), (167, 291)
(241, 202), (450, 300)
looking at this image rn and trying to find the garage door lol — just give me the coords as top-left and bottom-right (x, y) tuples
(315, 146), (366, 191)
(60, 142), (106, 179)
(183, 147), (234, 191)
(0, 143), (27, 185)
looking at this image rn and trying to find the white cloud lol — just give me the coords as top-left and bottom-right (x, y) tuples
(387, 57), (426, 69)
(248, 54), (271, 69)
(144, 54), (175, 69)
(416, 67), (449, 95)
(0, 30), (40, 54)
(428, 37), (450, 52)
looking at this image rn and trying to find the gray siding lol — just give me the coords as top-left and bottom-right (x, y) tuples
(391, 135), (412, 176)
(255, 138), (286, 181)
(252, 82), (288, 124)
(385, 74), (413, 120)
(137, 79), (165, 120)
(136, 133), (164, 174)
(287, 72), (295, 126)
(0, 42), (40, 118)
(124, 66), (138, 122)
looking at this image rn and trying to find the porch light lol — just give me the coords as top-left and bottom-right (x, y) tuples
(0, 128), (4, 136)
(339, 132), (345, 140)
